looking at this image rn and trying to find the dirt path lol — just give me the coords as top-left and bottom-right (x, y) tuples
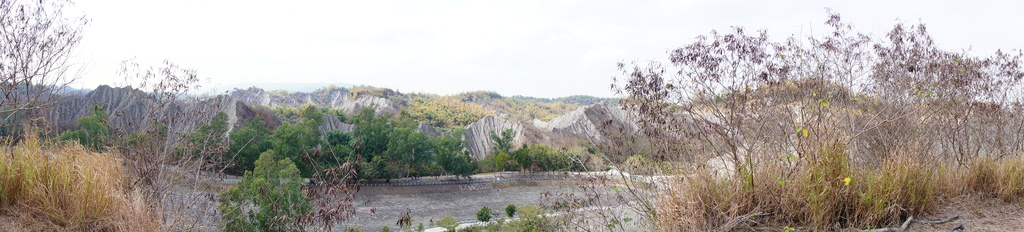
(908, 196), (1024, 232)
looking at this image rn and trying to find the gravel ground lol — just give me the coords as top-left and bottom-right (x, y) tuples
(338, 178), (579, 231)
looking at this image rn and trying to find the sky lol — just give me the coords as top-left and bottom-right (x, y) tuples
(68, 0), (1024, 98)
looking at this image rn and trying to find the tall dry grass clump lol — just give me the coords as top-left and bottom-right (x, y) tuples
(657, 143), (938, 230)
(951, 156), (1024, 202)
(0, 134), (158, 231)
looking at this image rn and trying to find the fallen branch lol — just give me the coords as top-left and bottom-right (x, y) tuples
(864, 215), (960, 232)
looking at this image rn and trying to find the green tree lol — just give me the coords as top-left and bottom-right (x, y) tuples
(350, 106), (392, 161)
(226, 117), (273, 175)
(349, 106), (398, 179)
(513, 144), (583, 172)
(271, 105), (325, 177)
(183, 112), (229, 167)
(489, 128), (515, 154)
(513, 144), (535, 172)
(493, 152), (512, 173)
(361, 155), (398, 180)
(326, 130), (352, 147)
(324, 129), (353, 163)
(476, 206), (493, 222)
(59, 105), (112, 151)
(219, 151), (312, 231)
(271, 121), (320, 177)
(300, 104), (324, 125)
(433, 131), (474, 178)
(385, 127), (432, 177)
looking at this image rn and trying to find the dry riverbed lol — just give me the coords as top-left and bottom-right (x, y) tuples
(339, 172), (580, 231)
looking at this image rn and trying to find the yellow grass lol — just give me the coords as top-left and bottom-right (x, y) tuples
(0, 135), (158, 231)
(656, 142), (1024, 231)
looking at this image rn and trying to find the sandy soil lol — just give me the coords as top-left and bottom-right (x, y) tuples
(908, 195), (1024, 232)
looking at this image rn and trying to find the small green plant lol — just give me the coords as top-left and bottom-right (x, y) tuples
(505, 204), (517, 218)
(381, 226), (391, 232)
(607, 219), (621, 228)
(477, 206), (493, 222)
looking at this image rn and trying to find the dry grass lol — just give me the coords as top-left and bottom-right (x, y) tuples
(604, 13), (1024, 232)
(656, 143), (1024, 231)
(0, 135), (159, 231)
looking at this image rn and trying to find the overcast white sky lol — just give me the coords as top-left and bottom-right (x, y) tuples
(69, 0), (1024, 98)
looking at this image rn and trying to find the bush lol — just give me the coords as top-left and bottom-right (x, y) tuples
(59, 106), (112, 151)
(476, 206), (493, 222)
(436, 216), (459, 231)
(505, 204), (517, 218)
(512, 144), (585, 172)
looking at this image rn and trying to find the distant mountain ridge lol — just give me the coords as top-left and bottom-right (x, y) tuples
(211, 82), (355, 93)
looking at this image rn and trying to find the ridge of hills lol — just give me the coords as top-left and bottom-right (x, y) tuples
(48, 84), (630, 159)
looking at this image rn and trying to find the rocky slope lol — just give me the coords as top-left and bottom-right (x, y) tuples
(464, 115), (522, 160)
(50, 85), (267, 139)
(532, 102), (638, 141)
(461, 102), (637, 159)
(228, 87), (399, 116)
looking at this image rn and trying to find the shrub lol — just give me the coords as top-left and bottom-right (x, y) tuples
(436, 216), (459, 231)
(503, 205), (551, 231)
(476, 206), (493, 222)
(462, 207), (556, 232)
(505, 204), (517, 218)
